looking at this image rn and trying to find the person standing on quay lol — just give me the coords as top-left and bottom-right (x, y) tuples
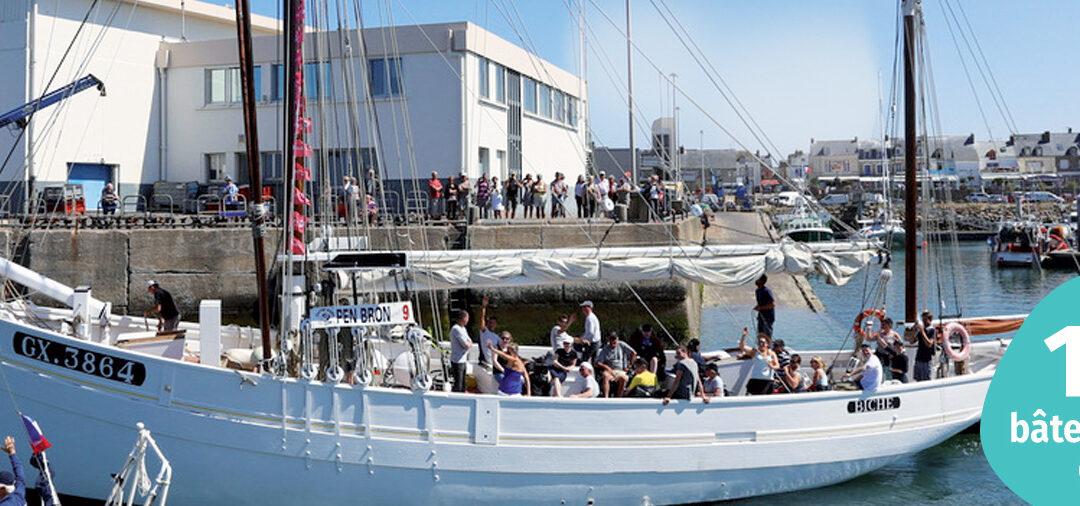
(754, 274), (776, 338)
(427, 171), (444, 220)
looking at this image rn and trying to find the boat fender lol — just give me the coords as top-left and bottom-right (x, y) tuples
(853, 309), (886, 337)
(941, 322), (971, 362)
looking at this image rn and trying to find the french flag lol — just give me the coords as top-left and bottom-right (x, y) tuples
(20, 415), (50, 454)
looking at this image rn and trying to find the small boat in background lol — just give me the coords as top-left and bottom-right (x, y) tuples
(991, 220), (1041, 268)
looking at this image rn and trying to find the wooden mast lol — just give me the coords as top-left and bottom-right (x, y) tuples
(903, 0), (919, 323)
(233, 0), (272, 361)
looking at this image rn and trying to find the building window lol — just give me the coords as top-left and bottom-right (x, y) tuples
(206, 153), (227, 181)
(260, 152), (284, 181)
(369, 58), (403, 97)
(567, 96), (577, 127)
(523, 77), (537, 113)
(539, 85), (552, 118)
(478, 147), (490, 175)
(553, 91), (565, 123)
(271, 63), (329, 101)
(495, 64), (506, 103)
(496, 150), (506, 180)
(206, 66), (260, 105)
(478, 58), (489, 99)
(304, 62), (332, 99)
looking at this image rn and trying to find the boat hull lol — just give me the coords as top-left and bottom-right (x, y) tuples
(0, 318), (991, 505)
(993, 250), (1036, 268)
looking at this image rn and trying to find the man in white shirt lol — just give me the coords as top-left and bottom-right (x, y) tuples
(549, 313), (576, 352)
(843, 343), (882, 391)
(559, 362), (599, 398)
(449, 310), (472, 392)
(579, 301), (601, 362)
(478, 296), (501, 371)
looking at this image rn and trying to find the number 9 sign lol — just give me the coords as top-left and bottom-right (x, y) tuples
(402, 304), (410, 321)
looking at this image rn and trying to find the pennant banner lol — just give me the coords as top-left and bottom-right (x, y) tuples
(294, 163), (311, 182)
(292, 212), (307, 234)
(298, 117), (313, 133)
(294, 188), (312, 207)
(290, 236), (306, 255)
(294, 141), (312, 158)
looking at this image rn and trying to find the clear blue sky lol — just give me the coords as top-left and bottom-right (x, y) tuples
(249, 0), (1080, 158)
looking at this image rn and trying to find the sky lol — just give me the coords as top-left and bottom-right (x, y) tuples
(248, 0), (1080, 158)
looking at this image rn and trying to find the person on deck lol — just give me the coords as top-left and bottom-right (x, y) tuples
(628, 323), (666, 377)
(556, 363), (599, 398)
(911, 311), (937, 382)
(662, 347), (709, 404)
(100, 183), (119, 215)
(487, 343), (531, 396)
(222, 176), (239, 210)
(809, 356), (830, 391)
(624, 359), (658, 397)
(890, 340), (910, 383)
(753, 274), (776, 338)
(738, 332), (779, 395)
(427, 171), (444, 220)
(549, 313), (576, 351)
(843, 343), (882, 391)
(551, 335), (579, 382)
(144, 281), (181, 332)
(478, 296), (501, 379)
(868, 317), (901, 369)
(780, 354), (806, 393)
(0, 436), (25, 506)
(595, 332), (637, 398)
(449, 310), (472, 393)
(577, 301), (601, 363)
(702, 363), (725, 398)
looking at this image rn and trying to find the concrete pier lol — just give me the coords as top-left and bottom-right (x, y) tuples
(2, 212), (822, 345)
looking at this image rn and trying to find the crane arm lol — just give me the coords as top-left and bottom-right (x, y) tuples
(0, 74), (105, 130)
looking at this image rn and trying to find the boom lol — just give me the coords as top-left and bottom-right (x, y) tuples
(0, 74), (105, 130)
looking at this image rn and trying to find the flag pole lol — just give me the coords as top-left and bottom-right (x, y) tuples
(38, 452), (60, 506)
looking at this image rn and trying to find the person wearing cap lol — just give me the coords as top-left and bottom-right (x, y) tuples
(550, 335), (578, 383)
(222, 175), (239, 209)
(578, 301), (601, 363)
(558, 362), (599, 398)
(595, 331), (637, 397)
(448, 309), (472, 393)
(910, 311), (937, 382)
(0, 436), (25, 505)
(889, 340), (910, 384)
(144, 281), (181, 332)
(843, 343), (883, 391)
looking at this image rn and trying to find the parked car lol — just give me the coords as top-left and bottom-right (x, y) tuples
(965, 192), (993, 203)
(860, 193), (885, 205)
(818, 193), (850, 206)
(1016, 191), (1065, 203)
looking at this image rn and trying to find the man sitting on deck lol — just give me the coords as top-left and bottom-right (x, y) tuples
(595, 331), (637, 397)
(555, 363), (599, 398)
(842, 343), (882, 391)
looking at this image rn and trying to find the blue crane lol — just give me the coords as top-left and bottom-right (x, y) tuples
(0, 74), (105, 130)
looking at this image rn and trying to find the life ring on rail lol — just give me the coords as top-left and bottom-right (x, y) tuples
(853, 309), (886, 337)
(941, 322), (971, 362)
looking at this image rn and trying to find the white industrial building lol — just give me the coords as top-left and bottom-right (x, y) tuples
(0, 0), (588, 211)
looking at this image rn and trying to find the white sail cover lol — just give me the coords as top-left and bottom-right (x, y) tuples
(300, 239), (881, 291)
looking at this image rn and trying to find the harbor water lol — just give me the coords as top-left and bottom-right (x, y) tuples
(700, 241), (1073, 504)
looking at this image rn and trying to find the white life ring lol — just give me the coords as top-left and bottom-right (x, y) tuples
(942, 322), (971, 362)
(603, 197), (615, 212)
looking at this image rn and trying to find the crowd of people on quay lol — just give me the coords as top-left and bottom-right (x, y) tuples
(445, 279), (957, 399)
(338, 169), (683, 224)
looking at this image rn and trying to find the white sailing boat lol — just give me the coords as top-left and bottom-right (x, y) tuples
(0, 0), (1022, 504)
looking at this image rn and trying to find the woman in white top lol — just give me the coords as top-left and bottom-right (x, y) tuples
(738, 328), (779, 395)
(491, 176), (504, 218)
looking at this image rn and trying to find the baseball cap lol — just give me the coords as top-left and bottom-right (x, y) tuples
(0, 470), (13, 486)
(580, 301), (594, 308)
(146, 280), (157, 288)
(580, 362), (593, 373)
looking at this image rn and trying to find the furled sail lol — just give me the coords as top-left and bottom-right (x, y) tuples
(300, 239), (881, 290)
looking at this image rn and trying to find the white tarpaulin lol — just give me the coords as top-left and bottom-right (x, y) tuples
(307, 240), (880, 291)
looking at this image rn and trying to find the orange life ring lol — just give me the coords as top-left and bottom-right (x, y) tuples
(853, 309), (886, 337)
(942, 322), (971, 362)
